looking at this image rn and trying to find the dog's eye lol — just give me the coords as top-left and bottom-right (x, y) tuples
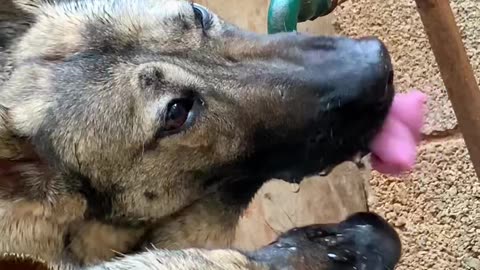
(165, 99), (194, 131)
(192, 3), (212, 30)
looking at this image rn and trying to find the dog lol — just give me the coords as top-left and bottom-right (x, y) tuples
(0, 0), (401, 269)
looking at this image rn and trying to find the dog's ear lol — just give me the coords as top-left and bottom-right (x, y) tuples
(0, 105), (50, 199)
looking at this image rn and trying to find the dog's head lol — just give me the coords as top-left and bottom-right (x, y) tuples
(0, 0), (394, 224)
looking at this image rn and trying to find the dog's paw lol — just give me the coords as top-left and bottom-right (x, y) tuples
(248, 212), (401, 270)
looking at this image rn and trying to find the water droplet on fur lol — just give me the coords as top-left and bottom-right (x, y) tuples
(328, 253), (338, 259)
(319, 166), (334, 176)
(290, 183), (300, 193)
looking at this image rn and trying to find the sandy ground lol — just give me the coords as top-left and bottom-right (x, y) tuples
(334, 1), (480, 269)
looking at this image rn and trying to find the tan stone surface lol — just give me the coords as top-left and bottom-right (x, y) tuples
(370, 139), (480, 269)
(233, 162), (370, 251)
(333, 0), (480, 135)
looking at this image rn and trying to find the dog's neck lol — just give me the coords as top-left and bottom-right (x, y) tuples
(64, 173), (245, 263)
(147, 193), (243, 250)
(0, 186), (243, 266)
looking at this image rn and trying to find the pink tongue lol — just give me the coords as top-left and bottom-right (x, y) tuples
(369, 90), (427, 175)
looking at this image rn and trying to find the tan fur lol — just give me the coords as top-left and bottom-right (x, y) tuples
(68, 222), (145, 264)
(0, 196), (86, 262)
(0, 107), (21, 158)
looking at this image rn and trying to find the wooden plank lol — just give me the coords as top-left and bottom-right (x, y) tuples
(415, 0), (480, 178)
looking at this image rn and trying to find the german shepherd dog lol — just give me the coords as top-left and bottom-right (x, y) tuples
(0, 0), (400, 269)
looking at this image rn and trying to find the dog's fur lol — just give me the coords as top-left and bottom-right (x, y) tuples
(0, 0), (400, 269)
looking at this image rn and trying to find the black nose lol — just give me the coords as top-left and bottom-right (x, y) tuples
(302, 36), (394, 108)
(340, 37), (393, 90)
(247, 211), (401, 270)
(342, 37), (394, 99)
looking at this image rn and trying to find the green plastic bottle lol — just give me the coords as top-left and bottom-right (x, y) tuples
(267, 0), (343, 34)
